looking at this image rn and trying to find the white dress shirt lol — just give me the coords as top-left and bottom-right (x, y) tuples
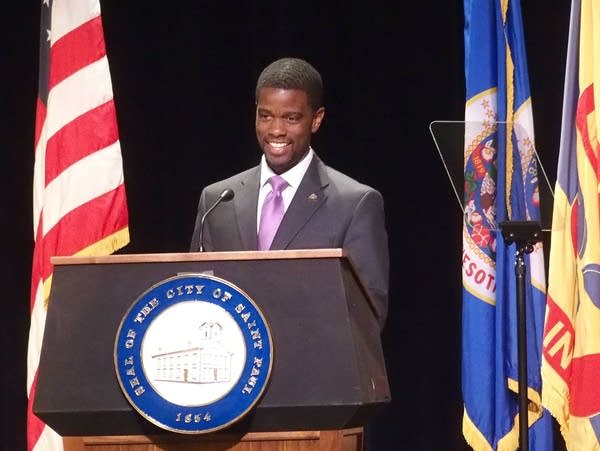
(257, 147), (314, 232)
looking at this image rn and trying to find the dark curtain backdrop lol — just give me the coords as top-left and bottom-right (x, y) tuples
(3, 2), (570, 450)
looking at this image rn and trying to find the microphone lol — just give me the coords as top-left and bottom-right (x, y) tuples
(198, 188), (235, 252)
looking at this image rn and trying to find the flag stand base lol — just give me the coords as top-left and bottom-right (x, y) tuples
(499, 220), (542, 451)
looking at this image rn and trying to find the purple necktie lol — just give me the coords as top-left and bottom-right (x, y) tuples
(258, 175), (288, 250)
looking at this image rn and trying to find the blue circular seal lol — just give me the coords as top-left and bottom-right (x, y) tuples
(114, 273), (273, 434)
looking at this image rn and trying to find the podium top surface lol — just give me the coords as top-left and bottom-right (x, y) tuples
(51, 248), (345, 266)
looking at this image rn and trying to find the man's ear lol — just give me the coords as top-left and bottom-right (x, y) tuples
(311, 107), (325, 133)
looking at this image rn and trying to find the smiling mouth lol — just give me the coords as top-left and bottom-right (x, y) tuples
(266, 142), (290, 153)
(268, 142), (289, 148)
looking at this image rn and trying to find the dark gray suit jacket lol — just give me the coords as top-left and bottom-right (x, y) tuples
(190, 155), (389, 327)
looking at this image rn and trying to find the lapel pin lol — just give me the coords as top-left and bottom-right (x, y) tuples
(308, 193), (318, 201)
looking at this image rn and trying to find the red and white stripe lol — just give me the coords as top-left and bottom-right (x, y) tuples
(27, 1), (129, 449)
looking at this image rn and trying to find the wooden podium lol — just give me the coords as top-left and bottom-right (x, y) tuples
(34, 249), (390, 451)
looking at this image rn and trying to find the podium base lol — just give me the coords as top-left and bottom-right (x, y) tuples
(63, 428), (364, 451)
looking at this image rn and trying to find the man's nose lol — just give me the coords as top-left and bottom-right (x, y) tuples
(268, 117), (287, 135)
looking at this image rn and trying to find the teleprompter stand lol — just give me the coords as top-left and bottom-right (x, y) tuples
(430, 120), (553, 451)
(499, 221), (542, 451)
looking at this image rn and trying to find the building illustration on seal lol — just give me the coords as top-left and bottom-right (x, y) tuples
(151, 321), (233, 384)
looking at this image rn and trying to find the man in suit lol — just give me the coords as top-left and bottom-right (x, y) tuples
(190, 56), (389, 329)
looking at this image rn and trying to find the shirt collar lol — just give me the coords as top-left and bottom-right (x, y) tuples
(260, 147), (314, 189)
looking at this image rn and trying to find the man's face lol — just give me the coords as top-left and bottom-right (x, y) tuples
(255, 87), (324, 174)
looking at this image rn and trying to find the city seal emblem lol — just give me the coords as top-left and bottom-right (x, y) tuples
(114, 273), (273, 433)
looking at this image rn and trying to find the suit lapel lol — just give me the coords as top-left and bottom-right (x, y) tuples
(271, 157), (328, 249)
(234, 166), (261, 250)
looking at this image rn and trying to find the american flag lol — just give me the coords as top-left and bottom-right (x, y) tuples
(27, 0), (129, 449)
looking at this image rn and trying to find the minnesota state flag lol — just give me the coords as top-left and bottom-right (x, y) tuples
(542, 0), (600, 449)
(462, 0), (554, 449)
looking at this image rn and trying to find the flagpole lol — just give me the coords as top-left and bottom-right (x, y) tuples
(499, 220), (542, 451)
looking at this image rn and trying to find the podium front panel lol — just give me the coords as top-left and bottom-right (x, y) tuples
(34, 254), (390, 435)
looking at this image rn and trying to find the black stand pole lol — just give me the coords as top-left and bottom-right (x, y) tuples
(499, 221), (542, 451)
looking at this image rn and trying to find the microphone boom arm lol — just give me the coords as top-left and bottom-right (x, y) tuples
(198, 188), (234, 252)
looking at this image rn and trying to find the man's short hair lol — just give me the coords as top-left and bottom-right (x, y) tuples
(255, 57), (323, 111)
